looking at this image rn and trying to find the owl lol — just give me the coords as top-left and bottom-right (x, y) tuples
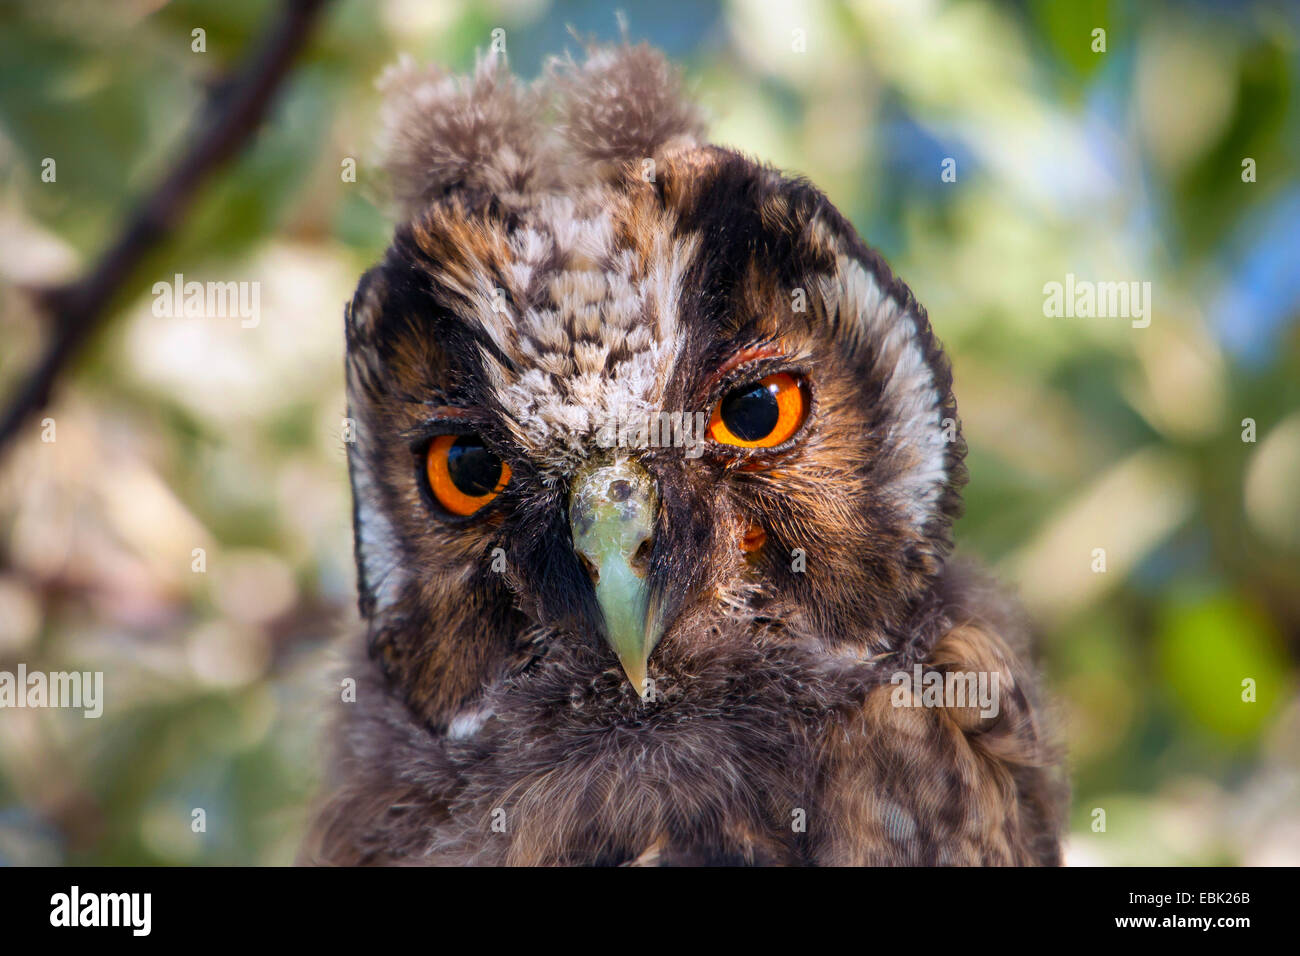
(304, 42), (1066, 866)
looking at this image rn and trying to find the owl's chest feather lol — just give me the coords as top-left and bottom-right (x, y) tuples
(419, 640), (1045, 866)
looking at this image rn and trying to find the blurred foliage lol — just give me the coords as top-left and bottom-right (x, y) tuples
(0, 0), (1297, 865)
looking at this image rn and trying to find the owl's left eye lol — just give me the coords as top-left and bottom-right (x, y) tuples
(709, 373), (808, 448)
(425, 434), (511, 516)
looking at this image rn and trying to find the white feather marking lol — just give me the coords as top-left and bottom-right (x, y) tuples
(447, 706), (494, 740)
(350, 456), (409, 612)
(831, 256), (948, 529)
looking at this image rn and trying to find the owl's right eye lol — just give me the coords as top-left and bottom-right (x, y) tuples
(425, 434), (511, 516)
(709, 373), (808, 448)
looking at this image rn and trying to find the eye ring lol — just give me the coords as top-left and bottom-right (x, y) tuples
(709, 373), (808, 448)
(425, 434), (511, 516)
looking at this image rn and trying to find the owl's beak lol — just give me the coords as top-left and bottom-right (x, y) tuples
(568, 458), (659, 698)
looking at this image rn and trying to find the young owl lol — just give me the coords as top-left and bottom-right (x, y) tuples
(305, 43), (1066, 866)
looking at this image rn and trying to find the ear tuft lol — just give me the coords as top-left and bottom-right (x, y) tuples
(548, 42), (706, 172)
(375, 53), (550, 215)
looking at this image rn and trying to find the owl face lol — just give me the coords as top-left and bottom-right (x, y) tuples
(345, 46), (964, 727)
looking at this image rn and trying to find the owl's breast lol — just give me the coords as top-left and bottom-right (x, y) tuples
(426, 639), (865, 864)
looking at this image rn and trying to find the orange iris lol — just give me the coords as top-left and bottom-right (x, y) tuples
(708, 373), (807, 448)
(426, 434), (511, 516)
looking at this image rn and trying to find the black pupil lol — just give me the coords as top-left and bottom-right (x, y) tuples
(721, 381), (780, 441)
(446, 436), (502, 497)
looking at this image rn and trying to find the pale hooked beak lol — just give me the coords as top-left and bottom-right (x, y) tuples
(568, 458), (660, 697)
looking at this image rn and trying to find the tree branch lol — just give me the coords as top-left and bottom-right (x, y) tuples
(0, 0), (331, 458)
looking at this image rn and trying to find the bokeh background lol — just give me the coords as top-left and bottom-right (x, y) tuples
(1, 0), (1297, 865)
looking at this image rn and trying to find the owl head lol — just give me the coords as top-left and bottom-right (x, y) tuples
(345, 43), (965, 727)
